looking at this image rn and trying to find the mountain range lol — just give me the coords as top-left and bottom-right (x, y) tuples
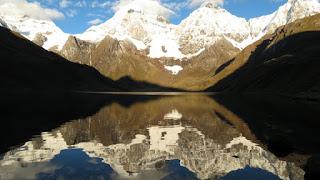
(1, 0), (320, 95)
(1, 0), (319, 57)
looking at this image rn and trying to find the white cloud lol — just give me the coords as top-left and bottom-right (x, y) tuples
(113, 0), (174, 18)
(59, 0), (71, 8)
(91, 0), (114, 8)
(188, 0), (224, 8)
(75, 0), (87, 7)
(0, 0), (64, 20)
(88, 18), (103, 25)
(66, 9), (77, 17)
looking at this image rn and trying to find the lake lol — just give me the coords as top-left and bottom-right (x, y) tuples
(0, 92), (319, 179)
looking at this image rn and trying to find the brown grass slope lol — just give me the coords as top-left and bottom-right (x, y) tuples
(206, 14), (320, 99)
(60, 35), (239, 91)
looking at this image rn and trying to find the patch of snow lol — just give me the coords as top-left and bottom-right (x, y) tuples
(248, 13), (275, 37)
(226, 136), (259, 151)
(125, 36), (147, 50)
(42, 32), (69, 50)
(0, 131), (67, 166)
(149, 37), (185, 59)
(224, 32), (266, 49)
(164, 109), (183, 120)
(187, 48), (206, 57)
(164, 65), (183, 75)
(148, 125), (185, 153)
(130, 134), (147, 145)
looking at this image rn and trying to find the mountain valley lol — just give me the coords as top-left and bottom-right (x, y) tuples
(1, 1), (320, 179)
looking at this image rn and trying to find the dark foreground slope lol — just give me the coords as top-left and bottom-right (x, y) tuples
(0, 27), (121, 91)
(207, 14), (320, 99)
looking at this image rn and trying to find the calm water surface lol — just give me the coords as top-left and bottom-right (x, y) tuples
(0, 93), (319, 179)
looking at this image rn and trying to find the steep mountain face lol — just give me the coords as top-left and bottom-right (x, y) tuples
(178, 0), (320, 51)
(177, 3), (251, 53)
(60, 36), (96, 65)
(249, 0), (320, 37)
(62, 35), (168, 83)
(206, 14), (320, 98)
(0, 26), (119, 91)
(77, 1), (250, 59)
(77, 0), (185, 59)
(170, 38), (240, 90)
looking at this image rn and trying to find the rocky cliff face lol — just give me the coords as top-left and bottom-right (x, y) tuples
(32, 33), (48, 47)
(60, 36), (96, 65)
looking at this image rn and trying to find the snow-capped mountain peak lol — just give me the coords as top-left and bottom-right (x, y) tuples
(250, 0), (320, 36)
(286, 0), (320, 22)
(57, 0), (320, 58)
(0, 14), (69, 51)
(177, 3), (256, 52)
(113, 0), (173, 19)
(177, 0), (320, 52)
(77, 0), (186, 59)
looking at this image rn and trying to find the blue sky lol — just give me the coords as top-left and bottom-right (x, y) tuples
(35, 0), (287, 34)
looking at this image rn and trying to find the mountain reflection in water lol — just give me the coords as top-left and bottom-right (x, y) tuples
(0, 94), (314, 179)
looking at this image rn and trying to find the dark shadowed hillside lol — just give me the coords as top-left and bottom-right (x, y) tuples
(206, 14), (320, 99)
(0, 27), (121, 91)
